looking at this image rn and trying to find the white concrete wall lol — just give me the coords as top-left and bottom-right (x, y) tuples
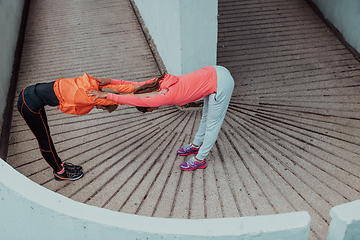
(0, 158), (311, 240)
(311, 0), (360, 54)
(0, 0), (25, 131)
(327, 200), (360, 240)
(133, 0), (217, 76)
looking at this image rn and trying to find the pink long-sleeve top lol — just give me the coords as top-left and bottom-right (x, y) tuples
(107, 66), (217, 107)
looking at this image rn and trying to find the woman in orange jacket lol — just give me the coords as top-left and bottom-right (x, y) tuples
(17, 73), (136, 181)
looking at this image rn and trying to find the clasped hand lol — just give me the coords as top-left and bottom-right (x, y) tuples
(86, 77), (111, 100)
(87, 89), (107, 100)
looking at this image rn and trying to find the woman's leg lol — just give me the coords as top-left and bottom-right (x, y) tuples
(195, 66), (234, 160)
(17, 87), (63, 172)
(177, 96), (208, 156)
(192, 95), (209, 147)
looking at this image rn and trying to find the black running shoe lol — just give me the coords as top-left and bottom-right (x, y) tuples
(54, 169), (84, 181)
(62, 162), (83, 172)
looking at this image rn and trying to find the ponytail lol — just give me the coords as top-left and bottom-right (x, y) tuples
(134, 71), (167, 113)
(134, 71), (167, 94)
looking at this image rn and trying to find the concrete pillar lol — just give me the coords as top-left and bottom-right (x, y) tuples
(133, 0), (218, 75)
(0, 0), (25, 133)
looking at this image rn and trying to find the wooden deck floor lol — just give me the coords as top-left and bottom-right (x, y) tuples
(6, 0), (360, 239)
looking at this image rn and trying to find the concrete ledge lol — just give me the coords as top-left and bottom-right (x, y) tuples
(327, 200), (360, 240)
(0, 158), (310, 239)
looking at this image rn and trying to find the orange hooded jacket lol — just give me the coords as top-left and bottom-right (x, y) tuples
(53, 73), (134, 115)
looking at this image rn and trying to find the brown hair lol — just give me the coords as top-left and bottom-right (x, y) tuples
(103, 105), (118, 113)
(134, 71), (167, 113)
(134, 71), (167, 94)
(99, 88), (118, 113)
(135, 106), (149, 113)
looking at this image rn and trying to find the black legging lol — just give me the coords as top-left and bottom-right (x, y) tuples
(17, 82), (63, 172)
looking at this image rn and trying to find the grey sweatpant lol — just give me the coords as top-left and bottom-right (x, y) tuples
(193, 66), (234, 160)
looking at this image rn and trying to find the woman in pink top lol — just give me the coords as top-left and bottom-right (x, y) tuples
(88, 66), (234, 171)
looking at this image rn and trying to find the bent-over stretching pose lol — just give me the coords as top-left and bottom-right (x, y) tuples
(88, 66), (234, 171)
(18, 73), (135, 180)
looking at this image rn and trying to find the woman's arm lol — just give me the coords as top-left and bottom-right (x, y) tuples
(134, 89), (166, 98)
(110, 78), (156, 86)
(87, 89), (170, 107)
(94, 77), (111, 86)
(107, 88), (170, 107)
(99, 84), (139, 93)
(95, 77), (154, 88)
(94, 77), (141, 93)
(87, 88), (164, 99)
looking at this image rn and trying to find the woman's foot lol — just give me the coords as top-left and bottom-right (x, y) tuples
(180, 157), (206, 171)
(62, 162), (83, 172)
(53, 165), (83, 181)
(177, 144), (200, 156)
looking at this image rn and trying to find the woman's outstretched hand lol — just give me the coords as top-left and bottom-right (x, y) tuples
(94, 77), (111, 86)
(87, 89), (107, 100)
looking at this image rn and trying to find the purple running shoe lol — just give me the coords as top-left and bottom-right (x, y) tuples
(180, 157), (207, 171)
(177, 144), (199, 156)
